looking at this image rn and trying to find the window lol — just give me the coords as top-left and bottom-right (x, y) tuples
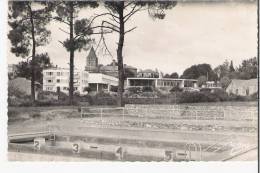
(246, 88), (249, 96)
(57, 72), (61, 76)
(48, 80), (52, 83)
(57, 79), (60, 83)
(46, 87), (53, 91)
(236, 89), (238, 95)
(46, 72), (53, 76)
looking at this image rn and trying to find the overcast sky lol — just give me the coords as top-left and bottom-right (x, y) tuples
(7, 1), (257, 75)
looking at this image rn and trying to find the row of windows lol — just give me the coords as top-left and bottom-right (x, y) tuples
(46, 87), (53, 91)
(231, 88), (251, 96)
(46, 79), (87, 84)
(45, 71), (81, 76)
(157, 81), (180, 87)
(45, 86), (80, 91)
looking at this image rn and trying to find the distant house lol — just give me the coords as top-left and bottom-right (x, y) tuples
(8, 77), (41, 99)
(137, 69), (159, 78)
(99, 60), (118, 77)
(100, 60), (137, 78)
(201, 81), (221, 89)
(226, 79), (257, 96)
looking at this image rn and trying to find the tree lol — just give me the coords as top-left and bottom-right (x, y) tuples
(164, 72), (178, 78)
(214, 59), (230, 79)
(229, 60), (235, 72)
(54, 1), (99, 105)
(197, 75), (207, 87)
(164, 73), (170, 78)
(237, 57), (257, 79)
(8, 1), (53, 102)
(181, 63), (217, 81)
(16, 53), (53, 84)
(215, 57), (257, 80)
(220, 76), (231, 89)
(102, 1), (177, 106)
(170, 72), (179, 79)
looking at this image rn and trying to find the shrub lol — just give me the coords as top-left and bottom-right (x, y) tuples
(250, 92), (258, 100)
(8, 84), (27, 98)
(29, 113), (41, 119)
(170, 86), (183, 93)
(8, 96), (33, 106)
(142, 86), (153, 92)
(91, 91), (117, 105)
(83, 87), (92, 93)
(128, 87), (142, 94)
(110, 85), (118, 92)
(178, 90), (229, 103)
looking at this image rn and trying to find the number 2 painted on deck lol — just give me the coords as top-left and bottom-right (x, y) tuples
(34, 141), (40, 150)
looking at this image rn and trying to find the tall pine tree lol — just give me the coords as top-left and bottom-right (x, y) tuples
(8, 1), (53, 102)
(54, 1), (98, 105)
(102, 1), (177, 106)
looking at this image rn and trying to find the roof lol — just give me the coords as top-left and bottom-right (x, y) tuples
(229, 79), (257, 87)
(100, 65), (117, 71)
(127, 77), (197, 81)
(100, 64), (137, 72)
(125, 65), (137, 69)
(43, 67), (80, 71)
(139, 69), (157, 73)
(87, 47), (98, 60)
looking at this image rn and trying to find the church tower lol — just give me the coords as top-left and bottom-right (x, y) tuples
(85, 47), (98, 72)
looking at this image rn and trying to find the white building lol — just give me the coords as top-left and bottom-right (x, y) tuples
(226, 79), (257, 96)
(43, 68), (118, 95)
(43, 68), (88, 95)
(126, 77), (198, 89)
(88, 73), (118, 92)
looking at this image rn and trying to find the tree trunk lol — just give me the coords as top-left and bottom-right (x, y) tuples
(29, 4), (36, 103)
(117, 2), (125, 107)
(69, 3), (74, 105)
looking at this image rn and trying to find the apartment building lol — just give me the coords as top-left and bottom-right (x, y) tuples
(43, 68), (119, 95)
(43, 68), (88, 95)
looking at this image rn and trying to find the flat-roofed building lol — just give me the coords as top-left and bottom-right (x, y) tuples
(88, 73), (118, 92)
(126, 77), (198, 89)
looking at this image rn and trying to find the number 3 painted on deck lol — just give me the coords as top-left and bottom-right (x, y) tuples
(72, 143), (79, 153)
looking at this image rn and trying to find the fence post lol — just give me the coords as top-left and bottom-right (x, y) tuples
(214, 113), (217, 127)
(146, 108), (148, 122)
(122, 108), (125, 121)
(100, 108), (103, 126)
(195, 110), (198, 126)
(250, 111), (254, 128)
(223, 108), (225, 121)
(81, 107), (83, 119)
